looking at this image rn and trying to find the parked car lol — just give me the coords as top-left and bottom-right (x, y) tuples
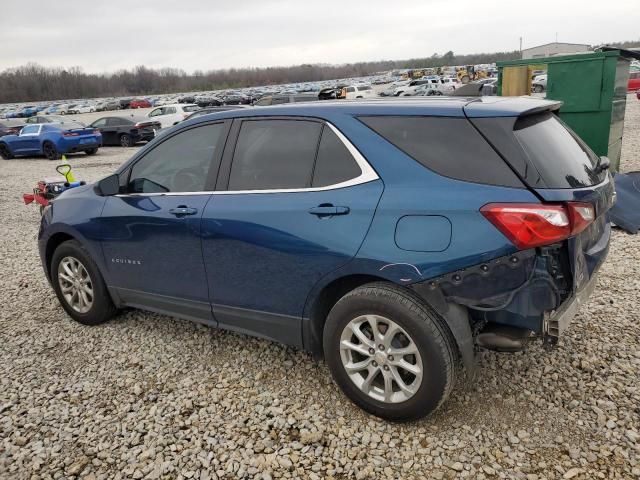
(628, 70), (640, 92)
(147, 104), (200, 128)
(440, 77), (460, 93)
(129, 99), (152, 109)
(220, 94), (250, 105)
(195, 96), (223, 108)
(89, 116), (161, 147)
(119, 99), (133, 110)
(17, 106), (38, 118)
(58, 104), (76, 115)
(0, 123), (101, 160)
(181, 105), (248, 121)
(342, 85), (376, 99)
(0, 120), (24, 137)
(37, 97), (613, 421)
(393, 79), (432, 96)
(412, 83), (444, 96)
(68, 104), (95, 114)
(25, 115), (85, 128)
(254, 93), (319, 106)
(532, 74), (548, 93)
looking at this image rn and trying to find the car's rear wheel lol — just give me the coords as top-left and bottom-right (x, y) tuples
(119, 134), (131, 147)
(43, 142), (60, 160)
(533, 84), (544, 93)
(0, 143), (13, 160)
(85, 148), (98, 155)
(51, 240), (116, 325)
(323, 283), (457, 421)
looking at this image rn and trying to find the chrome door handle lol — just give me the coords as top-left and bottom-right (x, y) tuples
(169, 206), (198, 217)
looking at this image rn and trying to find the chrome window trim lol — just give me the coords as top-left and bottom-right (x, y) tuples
(116, 121), (379, 198)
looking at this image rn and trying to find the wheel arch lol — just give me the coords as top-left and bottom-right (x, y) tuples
(44, 232), (76, 280)
(303, 273), (475, 376)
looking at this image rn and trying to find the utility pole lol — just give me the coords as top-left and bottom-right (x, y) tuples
(519, 37), (523, 58)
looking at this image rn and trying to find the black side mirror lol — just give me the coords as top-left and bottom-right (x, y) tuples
(96, 174), (120, 196)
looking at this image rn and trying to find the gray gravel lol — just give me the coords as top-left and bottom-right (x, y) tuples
(1, 97), (640, 480)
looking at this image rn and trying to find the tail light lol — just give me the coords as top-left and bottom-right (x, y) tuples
(481, 202), (595, 249)
(63, 131), (79, 137)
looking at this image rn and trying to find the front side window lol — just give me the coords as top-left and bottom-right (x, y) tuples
(128, 123), (224, 193)
(228, 120), (322, 190)
(149, 108), (162, 117)
(107, 117), (132, 126)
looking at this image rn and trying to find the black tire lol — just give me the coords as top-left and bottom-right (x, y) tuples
(85, 148), (98, 155)
(43, 142), (60, 160)
(0, 143), (13, 160)
(533, 84), (544, 93)
(51, 240), (117, 326)
(119, 134), (131, 147)
(323, 282), (457, 422)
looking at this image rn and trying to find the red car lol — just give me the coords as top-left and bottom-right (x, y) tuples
(629, 71), (640, 92)
(129, 99), (152, 109)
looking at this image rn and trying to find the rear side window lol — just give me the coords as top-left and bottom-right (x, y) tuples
(359, 116), (523, 187)
(312, 127), (361, 187)
(228, 120), (322, 190)
(513, 113), (605, 188)
(183, 105), (200, 112)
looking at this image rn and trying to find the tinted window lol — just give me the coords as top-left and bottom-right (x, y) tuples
(228, 120), (321, 190)
(164, 107), (177, 114)
(129, 123), (224, 193)
(183, 105), (200, 112)
(254, 97), (272, 106)
(513, 113), (605, 188)
(271, 96), (290, 105)
(91, 118), (107, 128)
(359, 116), (523, 188)
(357, 86), (372, 91)
(312, 127), (361, 187)
(21, 125), (39, 135)
(346, 87), (355, 93)
(107, 117), (132, 126)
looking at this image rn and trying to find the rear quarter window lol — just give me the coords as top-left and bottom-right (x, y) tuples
(358, 116), (523, 188)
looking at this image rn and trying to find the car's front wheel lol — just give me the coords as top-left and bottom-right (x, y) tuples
(85, 148), (98, 155)
(323, 283), (457, 421)
(51, 240), (116, 325)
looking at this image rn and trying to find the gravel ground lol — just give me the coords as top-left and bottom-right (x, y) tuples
(1, 97), (639, 480)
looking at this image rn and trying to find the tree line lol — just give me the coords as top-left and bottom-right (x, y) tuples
(1, 41), (637, 103)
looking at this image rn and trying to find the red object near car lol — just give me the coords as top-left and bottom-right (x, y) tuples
(629, 71), (640, 92)
(129, 99), (152, 109)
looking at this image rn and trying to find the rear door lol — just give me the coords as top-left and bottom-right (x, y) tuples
(201, 118), (383, 346)
(99, 121), (230, 322)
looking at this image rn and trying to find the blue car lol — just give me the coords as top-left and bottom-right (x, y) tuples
(38, 98), (613, 420)
(0, 124), (101, 160)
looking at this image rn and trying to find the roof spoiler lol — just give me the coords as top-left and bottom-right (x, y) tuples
(519, 100), (562, 117)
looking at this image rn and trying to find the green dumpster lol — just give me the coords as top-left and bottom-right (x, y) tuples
(497, 50), (634, 171)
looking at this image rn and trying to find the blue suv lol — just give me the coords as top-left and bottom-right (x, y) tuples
(39, 98), (614, 420)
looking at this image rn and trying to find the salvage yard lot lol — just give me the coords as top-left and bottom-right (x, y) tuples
(1, 97), (639, 479)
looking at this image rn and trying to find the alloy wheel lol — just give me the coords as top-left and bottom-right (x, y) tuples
(57, 256), (94, 314)
(340, 314), (423, 403)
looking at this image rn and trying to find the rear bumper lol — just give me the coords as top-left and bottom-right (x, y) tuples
(543, 264), (599, 343)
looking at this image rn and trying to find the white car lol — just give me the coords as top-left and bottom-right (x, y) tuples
(440, 77), (460, 93)
(68, 104), (95, 114)
(342, 85), (376, 99)
(147, 104), (201, 128)
(394, 79), (436, 96)
(532, 74), (548, 93)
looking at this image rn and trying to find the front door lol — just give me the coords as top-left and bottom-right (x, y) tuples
(202, 118), (383, 346)
(100, 121), (230, 322)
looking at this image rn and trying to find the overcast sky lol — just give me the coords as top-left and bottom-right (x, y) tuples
(1, 0), (638, 74)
